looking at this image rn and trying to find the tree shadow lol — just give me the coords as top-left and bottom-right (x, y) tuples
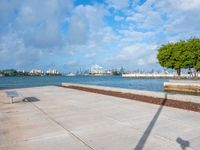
(134, 93), (168, 150)
(23, 97), (40, 102)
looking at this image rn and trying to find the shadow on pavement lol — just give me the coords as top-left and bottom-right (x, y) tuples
(134, 93), (168, 150)
(176, 137), (190, 150)
(23, 97), (40, 102)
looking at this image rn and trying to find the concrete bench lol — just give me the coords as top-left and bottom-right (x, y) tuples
(6, 91), (19, 104)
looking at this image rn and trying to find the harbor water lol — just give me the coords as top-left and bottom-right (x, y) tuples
(0, 76), (169, 92)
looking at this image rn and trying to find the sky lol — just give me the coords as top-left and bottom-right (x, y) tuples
(0, 0), (200, 72)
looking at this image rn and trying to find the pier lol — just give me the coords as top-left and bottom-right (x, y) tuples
(122, 73), (176, 78)
(122, 73), (200, 79)
(164, 80), (200, 95)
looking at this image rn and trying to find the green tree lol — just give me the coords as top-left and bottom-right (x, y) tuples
(157, 42), (183, 79)
(187, 38), (200, 78)
(157, 38), (200, 79)
(3, 69), (17, 76)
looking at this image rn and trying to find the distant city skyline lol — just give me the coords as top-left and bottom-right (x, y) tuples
(0, 0), (200, 71)
(0, 64), (178, 74)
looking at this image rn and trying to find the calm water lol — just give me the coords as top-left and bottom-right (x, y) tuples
(0, 76), (168, 92)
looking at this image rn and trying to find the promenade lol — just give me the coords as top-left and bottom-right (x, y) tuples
(0, 86), (200, 150)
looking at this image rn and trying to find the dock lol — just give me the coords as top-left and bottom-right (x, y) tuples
(122, 73), (200, 79)
(122, 73), (176, 78)
(164, 80), (200, 95)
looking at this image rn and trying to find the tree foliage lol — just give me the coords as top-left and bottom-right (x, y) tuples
(157, 38), (200, 78)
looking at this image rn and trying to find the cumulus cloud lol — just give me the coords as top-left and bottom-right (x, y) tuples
(67, 5), (105, 45)
(0, 33), (41, 69)
(0, 0), (200, 71)
(171, 0), (200, 11)
(0, 0), (74, 69)
(119, 30), (156, 43)
(67, 4), (118, 51)
(153, 0), (200, 41)
(105, 43), (158, 70)
(126, 13), (144, 22)
(114, 16), (124, 21)
(106, 0), (130, 10)
(15, 0), (72, 48)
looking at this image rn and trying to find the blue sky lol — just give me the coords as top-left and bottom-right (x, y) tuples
(0, 0), (200, 72)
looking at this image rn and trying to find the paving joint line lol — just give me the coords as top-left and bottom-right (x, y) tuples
(29, 101), (95, 150)
(99, 110), (192, 148)
(0, 133), (67, 147)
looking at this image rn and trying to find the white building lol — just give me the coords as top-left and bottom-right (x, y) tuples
(90, 64), (105, 74)
(46, 69), (59, 75)
(30, 69), (44, 75)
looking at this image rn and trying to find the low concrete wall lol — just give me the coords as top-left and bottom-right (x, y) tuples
(62, 83), (200, 104)
(164, 80), (200, 95)
(169, 80), (200, 83)
(122, 73), (175, 78)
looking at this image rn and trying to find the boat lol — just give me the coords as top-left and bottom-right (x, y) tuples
(66, 73), (76, 76)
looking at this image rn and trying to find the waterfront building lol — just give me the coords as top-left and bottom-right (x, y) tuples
(89, 64), (112, 76)
(46, 69), (60, 75)
(90, 64), (105, 75)
(30, 69), (44, 75)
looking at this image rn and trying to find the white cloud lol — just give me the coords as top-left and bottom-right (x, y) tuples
(0, 0), (74, 69)
(154, 0), (200, 40)
(171, 0), (200, 11)
(67, 5), (106, 45)
(67, 4), (118, 52)
(124, 0), (200, 40)
(106, 0), (130, 10)
(0, 0), (200, 71)
(0, 0), (19, 30)
(125, 1), (164, 30)
(114, 16), (124, 21)
(138, 59), (145, 66)
(106, 43), (158, 69)
(14, 0), (73, 49)
(0, 33), (41, 69)
(141, 11), (163, 29)
(126, 13), (144, 22)
(119, 30), (156, 42)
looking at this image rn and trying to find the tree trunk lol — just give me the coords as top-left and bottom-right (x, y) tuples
(176, 68), (181, 79)
(193, 68), (197, 80)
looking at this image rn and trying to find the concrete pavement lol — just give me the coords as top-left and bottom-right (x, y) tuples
(0, 86), (200, 150)
(62, 83), (200, 103)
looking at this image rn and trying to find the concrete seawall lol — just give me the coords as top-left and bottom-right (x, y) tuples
(122, 74), (176, 78)
(62, 83), (200, 104)
(122, 74), (200, 79)
(164, 80), (200, 95)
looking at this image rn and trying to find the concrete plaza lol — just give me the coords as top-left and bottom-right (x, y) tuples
(0, 86), (200, 150)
